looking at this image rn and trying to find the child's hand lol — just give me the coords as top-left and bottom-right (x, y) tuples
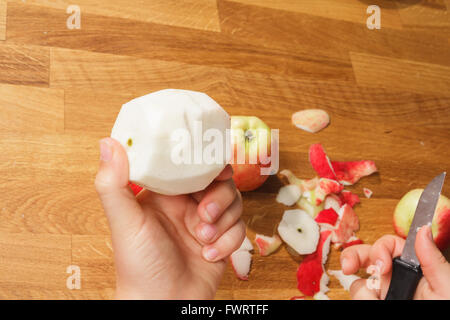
(95, 138), (245, 299)
(340, 226), (450, 299)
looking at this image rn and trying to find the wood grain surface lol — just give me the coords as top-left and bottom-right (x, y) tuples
(0, 0), (449, 300)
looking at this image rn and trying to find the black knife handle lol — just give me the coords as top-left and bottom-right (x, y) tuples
(385, 257), (423, 300)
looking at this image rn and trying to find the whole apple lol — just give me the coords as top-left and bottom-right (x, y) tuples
(230, 116), (272, 192)
(393, 189), (450, 250)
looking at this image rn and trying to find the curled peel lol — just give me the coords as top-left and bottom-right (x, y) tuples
(332, 160), (377, 186)
(317, 230), (332, 265)
(297, 257), (328, 296)
(338, 190), (360, 208)
(296, 230), (332, 296)
(324, 194), (342, 213)
(328, 270), (360, 291)
(276, 184), (302, 206)
(292, 109), (330, 133)
(279, 169), (318, 193)
(255, 234), (282, 256)
(309, 143), (377, 186)
(315, 178), (344, 205)
(230, 236), (253, 280)
(331, 204), (360, 243)
(309, 144), (337, 180)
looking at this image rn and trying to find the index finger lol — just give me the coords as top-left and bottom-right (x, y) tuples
(341, 244), (372, 275)
(369, 235), (405, 275)
(191, 165), (234, 202)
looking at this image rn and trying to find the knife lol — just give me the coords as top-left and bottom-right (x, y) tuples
(385, 172), (446, 300)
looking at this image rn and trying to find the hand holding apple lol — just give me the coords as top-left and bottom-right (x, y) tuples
(95, 138), (245, 299)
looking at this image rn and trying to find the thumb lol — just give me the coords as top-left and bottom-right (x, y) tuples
(415, 225), (450, 291)
(95, 138), (145, 234)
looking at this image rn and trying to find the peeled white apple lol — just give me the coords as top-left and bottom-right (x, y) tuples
(111, 89), (230, 195)
(277, 209), (320, 255)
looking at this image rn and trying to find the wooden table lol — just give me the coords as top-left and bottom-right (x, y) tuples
(0, 0), (449, 300)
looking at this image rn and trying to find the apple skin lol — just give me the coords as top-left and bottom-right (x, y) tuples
(232, 163), (270, 192)
(394, 189), (450, 250)
(230, 116), (272, 192)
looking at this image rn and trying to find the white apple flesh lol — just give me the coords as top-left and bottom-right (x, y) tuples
(277, 209), (320, 255)
(111, 89), (230, 195)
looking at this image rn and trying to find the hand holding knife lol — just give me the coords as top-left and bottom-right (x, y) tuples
(385, 172), (446, 300)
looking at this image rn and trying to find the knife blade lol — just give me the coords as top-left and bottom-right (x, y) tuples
(401, 172), (446, 265)
(385, 172), (446, 300)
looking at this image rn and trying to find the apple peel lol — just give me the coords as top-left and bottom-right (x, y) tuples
(276, 184), (302, 206)
(324, 194), (342, 213)
(328, 270), (360, 291)
(298, 196), (324, 218)
(315, 178), (344, 205)
(313, 292), (330, 300)
(292, 109), (330, 134)
(315, 208), (339, 227)
(331, 204), (360, 244)
(255, 234), (282, 256)
(316, 230), (332, 265)
(239, 236), (254, 252)
(290, 296), (306, 300)
(309, 144), (337, 180)
(342, 236), (363, 249)
(363, 188), (373, 198)
(128, 182), (143, 196)
(338, 190), (360, 208)
(230, 236), (253, 280)
(296, 230), (332, 296)
(230, 251), (252, 281)
(297, 257), (329, 296)
(279, 170), (318, 193)
(332, 160), (377, 186)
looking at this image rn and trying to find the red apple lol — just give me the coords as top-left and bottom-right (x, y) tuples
(230, 116), (272, 192)
(393, 189), (450, 250)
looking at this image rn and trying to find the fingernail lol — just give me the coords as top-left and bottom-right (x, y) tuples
(341, 258), (348, 270)
(205, 202), (220, 222)
(204, 247), (219, 261)
(99, 139), (113, 162)
(199, 224), (216, 242)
